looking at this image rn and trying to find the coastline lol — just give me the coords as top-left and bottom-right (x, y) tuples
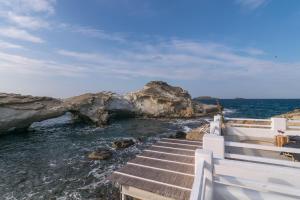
(0, 81), (219, 134)
(1, 95), (300, 199)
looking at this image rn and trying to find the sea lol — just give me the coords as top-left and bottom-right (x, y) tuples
(0, 99), (299, 200)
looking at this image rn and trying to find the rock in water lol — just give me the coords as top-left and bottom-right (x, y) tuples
(112, 139), (135, 149)
(125, 81), (218, 118)
(0, 81), (219, 133)
(64, 92), (136, 126)
(186, 123), (210, 141)
(88, 148), (112, 160)
(169, 131), (187, 139)
(64, 82), (219, 126)
(125, 81), (194, 118)
(0, 93), (66, 133)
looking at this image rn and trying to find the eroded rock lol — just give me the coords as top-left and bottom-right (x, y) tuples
(125, 81), (218, 118)
(0, 93), (66, 133)
(63, 92), (136, 126)
(0, 81), (219, 133)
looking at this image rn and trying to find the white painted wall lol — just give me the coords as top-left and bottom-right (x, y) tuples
(203, 134), (224, 159)
(213, 158), (300, 200)
(214, 158), (300, 188)
(225, 126), (273, 139)
(225, 117), (300, 139)
(214, 184), (300, 200)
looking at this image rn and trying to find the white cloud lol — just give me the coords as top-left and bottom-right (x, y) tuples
(56, 40), (300, 80)
(235, 0), (269, 10)
(1, 38), (298, 82)
(58, 24), (127, 42)
(0, 51), (87, 77)
(0, 27), (44, 43)
(0, 40), (24, 49)
(4, 12), (49, 29)
(1, 38), (300, 98)
(0, 0), (56, 15)
(0, 1), (52, 44)
(242, 47), (266, 56)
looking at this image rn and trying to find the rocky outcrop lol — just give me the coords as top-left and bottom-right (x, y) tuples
(125, 81), (218, 118)
(193, 103), (220, 116)
(276, 109), (300, 120)
(63, 92), (136, 126)
(0, 93), (66, 133)
(0, 81), (219, 133)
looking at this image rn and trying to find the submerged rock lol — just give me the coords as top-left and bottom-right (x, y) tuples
(88, 148), (112, 160)
(112, 139), (135, 149)
(170, 131), (187, 139)
(0, 93), (66, 133)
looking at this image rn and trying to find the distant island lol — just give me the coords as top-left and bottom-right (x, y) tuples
(193, 96), (219, 100)
(234, 97), (246, 100)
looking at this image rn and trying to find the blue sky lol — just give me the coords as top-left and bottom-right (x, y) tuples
(0, 0), (300, 98)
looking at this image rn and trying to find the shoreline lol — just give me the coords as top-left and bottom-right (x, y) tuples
(1, 98), (300, 199)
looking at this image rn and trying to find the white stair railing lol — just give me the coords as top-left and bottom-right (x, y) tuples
(225, 141), (300, 167)
(190, 157), (205, 200)
(210, 114), (222, 135)
(190, 150), (213, 200)
(192, 115), (300, 200)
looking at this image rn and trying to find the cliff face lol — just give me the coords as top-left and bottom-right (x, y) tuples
(0, 81), (219, 134)
(0, 93), (66, 132)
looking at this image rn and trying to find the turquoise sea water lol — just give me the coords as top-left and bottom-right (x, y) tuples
(0, 99), (299, 200)
(198, 99), (300, 119)
(0, 115), (205, 200)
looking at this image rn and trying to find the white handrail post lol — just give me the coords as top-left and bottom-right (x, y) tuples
(210, 115), (222, 135)
(210, 121), (217, 134)
(215, 115), (222, 135)
(203, 134), (225, 159)
(201, 150), (213, 200)
(214, 115), (222, 123)
(190, 149), (213, 200)
(271, 118), (287, 134)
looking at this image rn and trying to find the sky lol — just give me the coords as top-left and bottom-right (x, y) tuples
(0, 0), (300, 99)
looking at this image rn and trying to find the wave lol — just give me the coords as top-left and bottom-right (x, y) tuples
(223, 108), (237, 115)
(182, 126), (192, 133)
(171, 117), (211, 125)
(170, 117), (211, 134)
